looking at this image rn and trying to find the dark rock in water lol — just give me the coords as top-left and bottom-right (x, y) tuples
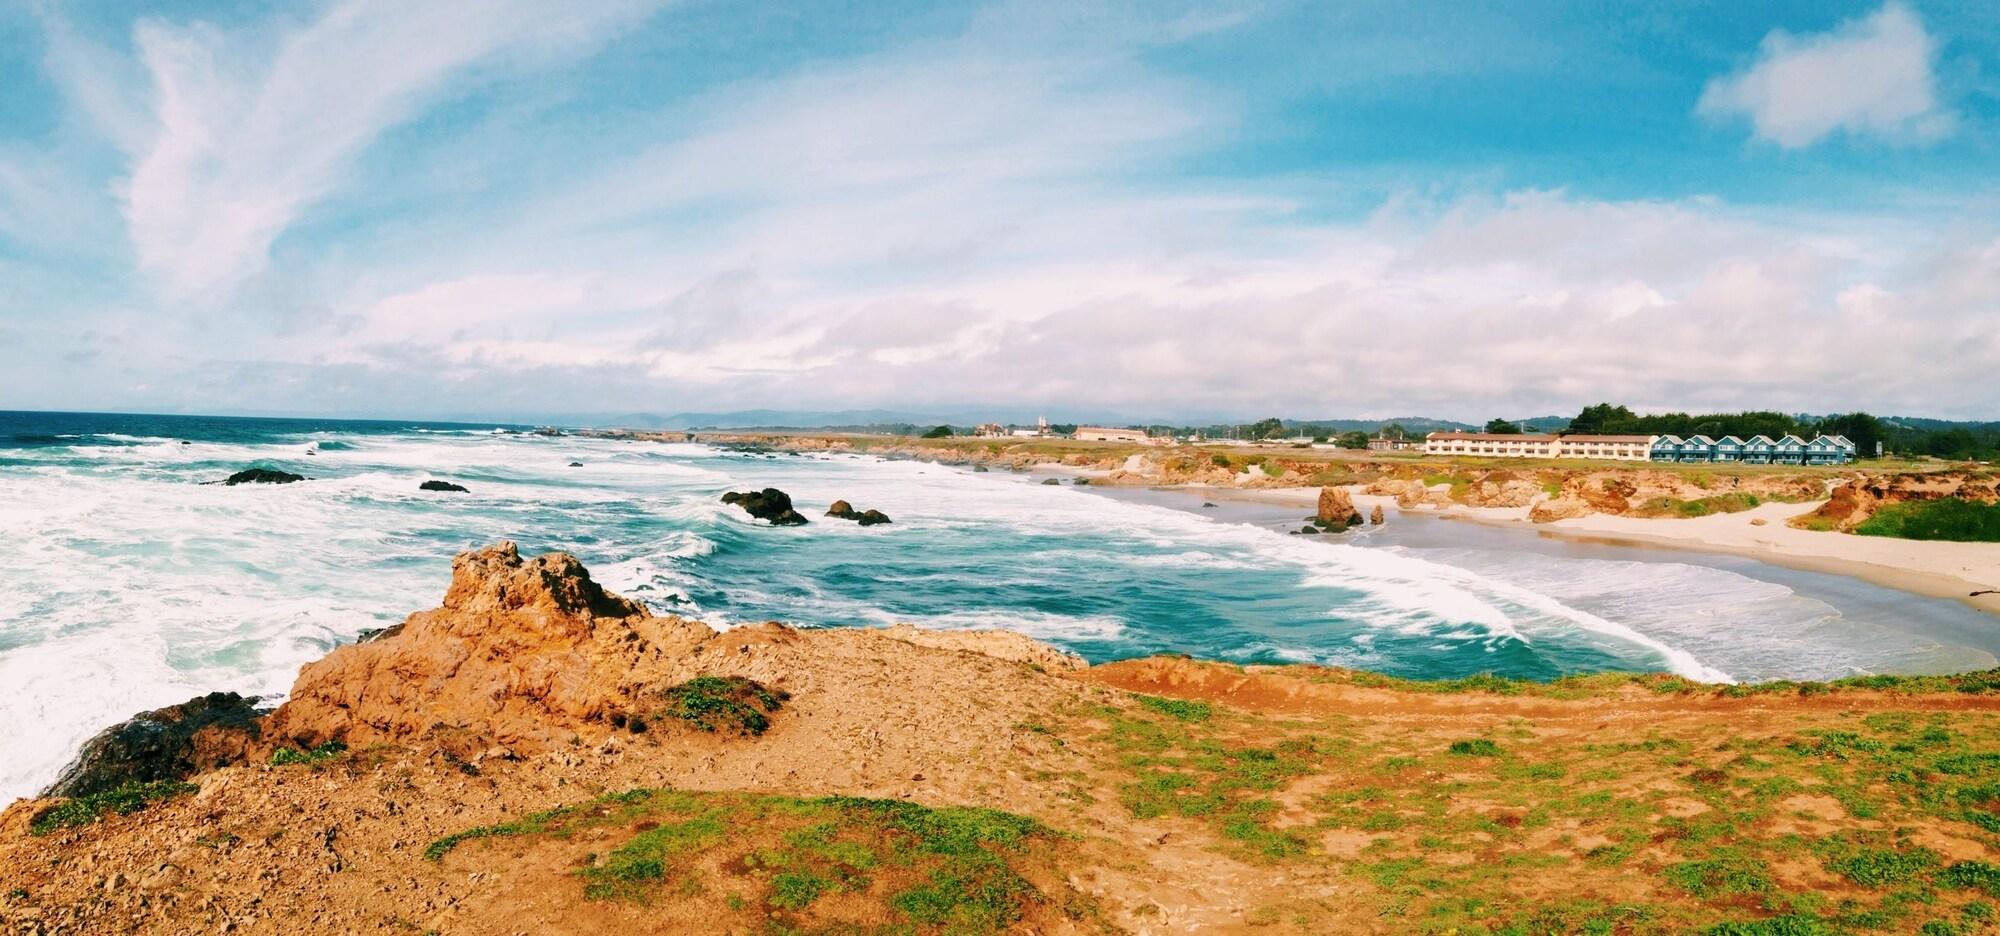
(219, 468), (307, 485)
(826, 499), (891, 526)
(568, 461), (584, 467)
(1201, 502), (1218, 508)
(972, 465), (990, 472)
(1041, 478), (1061, 486)
(180, 441), (191, 446)
(356, 624), (404, 643)
(1072, 478), (1091, 486)
(43, 692), (263, 798)
(1297, 526), (1320, 535)
(420, 480), (470, 493)
(722, 488), (808, 526)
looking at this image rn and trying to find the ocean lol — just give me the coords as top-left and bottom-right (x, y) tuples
(3, 410), (1996, 801)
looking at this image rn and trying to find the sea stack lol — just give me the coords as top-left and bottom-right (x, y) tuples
(1316, 486), (1361, 529)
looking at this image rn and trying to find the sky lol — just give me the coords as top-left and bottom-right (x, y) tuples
(0, 0), (1996, 424)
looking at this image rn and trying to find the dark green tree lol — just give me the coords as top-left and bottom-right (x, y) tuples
(1484, 418), (1523, 434)
(1244, 417), (1286, 439)
(920, 425), (953, 439)
(1567, 403), (1638, 435)
(1814, 412), (1882, 459)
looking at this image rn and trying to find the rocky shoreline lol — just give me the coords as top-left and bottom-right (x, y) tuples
(655, 431), (1995, 531)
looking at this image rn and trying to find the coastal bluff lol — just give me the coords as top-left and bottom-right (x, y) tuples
(9, 546), (2000, 933)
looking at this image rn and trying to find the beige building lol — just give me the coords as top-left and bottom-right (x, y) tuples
(1075, 426), (1154, 444)
(1556, 434), (1655, 461)
(1424, 432), (1655, 461)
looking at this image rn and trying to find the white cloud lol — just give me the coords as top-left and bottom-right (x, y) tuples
(120, 0), (659, 298)
(1699, 3), (1954, 148)
(6, 1), (1997, 422)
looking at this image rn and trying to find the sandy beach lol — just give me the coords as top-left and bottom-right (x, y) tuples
(1362, 493), (2000, 617)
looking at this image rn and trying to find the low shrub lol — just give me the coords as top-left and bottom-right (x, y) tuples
(270, 740), (347, 767)
(660, 676), (790, 735)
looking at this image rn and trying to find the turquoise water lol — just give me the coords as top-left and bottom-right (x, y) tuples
(3, 411), (1996, 800)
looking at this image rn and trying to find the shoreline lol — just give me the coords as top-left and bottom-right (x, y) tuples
(1188, 482), (2000, 619)
(696, 433), (2000, 620)
(943, 451), (2000, 618)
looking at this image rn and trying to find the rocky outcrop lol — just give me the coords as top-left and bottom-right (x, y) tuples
(216, 468), (307, 485)
(42, 692), (262, 798)
(1530, 497), (1593, 523)
(1369, 505), (1385, 525)
(262, 542), (711, 754)
(419, 480), (470, 493)
(1316, 487), (1361, 528)
(1366, 478), (1451, 509)
(827, 500), (893, 526)
(1463, 475), (1543, 509)
(722, 488), (808, 525)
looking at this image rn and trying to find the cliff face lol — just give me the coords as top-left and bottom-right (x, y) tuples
(1796, 471), (2000, 531)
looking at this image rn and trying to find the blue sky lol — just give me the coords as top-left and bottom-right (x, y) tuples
(1, 0), (1996, 422)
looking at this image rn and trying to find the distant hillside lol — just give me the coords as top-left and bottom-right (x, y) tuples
(588, 410), (961, 430)
(1279, 417), (1478, 434)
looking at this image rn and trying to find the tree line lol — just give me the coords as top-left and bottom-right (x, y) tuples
(1563, 404), (2000, 461)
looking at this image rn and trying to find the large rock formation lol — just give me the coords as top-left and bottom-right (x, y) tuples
(721, 488), (808, 526)
(262, 542), (712, 754)
(42, 692), (262, 798)
(1530, 497), (1594, 523)
(1365, 478), (1452, 509)
(419, 480), (470, 493)
(1462, 474), (1544, 509)
(1316, 486), (1361, 528)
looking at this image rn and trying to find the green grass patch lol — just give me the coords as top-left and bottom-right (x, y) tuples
(1855, 499), (2000, 542)
(30, 780), (198, 835)
(269, 740), (347, 767)
(425, 788), (1066, 932)
(1448, 739), (1504, 757)
(1664, 852), (1775, 900)
(1637, 493), (1762, 518)
(1133, 693), (1212, 723)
